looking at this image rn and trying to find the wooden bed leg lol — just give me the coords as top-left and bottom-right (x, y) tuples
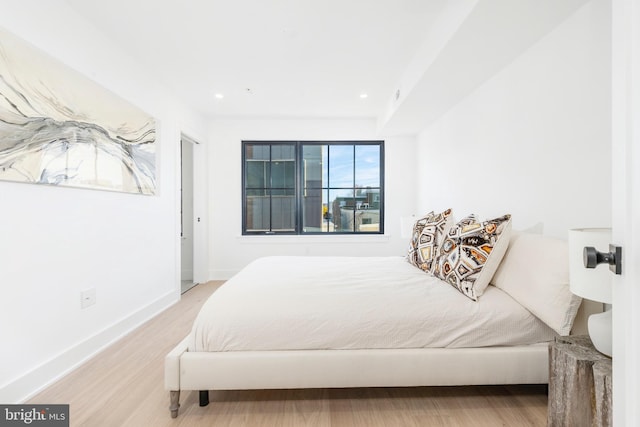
(169, 391), (180, 418)
(199, 390), (210, 407)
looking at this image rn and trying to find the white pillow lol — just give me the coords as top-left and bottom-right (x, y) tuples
(491, 231), (582, 335)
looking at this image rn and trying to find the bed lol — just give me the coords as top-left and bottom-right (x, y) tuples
(165, 216), (599, 418)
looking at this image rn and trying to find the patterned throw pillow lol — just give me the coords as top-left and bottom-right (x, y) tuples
(433, 214), (512, 301)
(407, 208), (453, 273)
(407, 211), (433, 256)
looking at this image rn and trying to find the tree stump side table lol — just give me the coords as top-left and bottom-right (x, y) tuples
(547, 335), (612, 427)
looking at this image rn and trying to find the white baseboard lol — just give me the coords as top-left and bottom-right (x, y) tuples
(0, 291), (179, 404)
(208, 269), (238, 280)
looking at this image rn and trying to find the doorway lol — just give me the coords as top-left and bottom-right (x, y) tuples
(181, 135), (197, 294)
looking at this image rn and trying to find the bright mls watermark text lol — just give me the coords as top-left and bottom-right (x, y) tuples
(0, 405), (68, 426)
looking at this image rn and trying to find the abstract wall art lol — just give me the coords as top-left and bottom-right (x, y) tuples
(0, 28), (156, 195)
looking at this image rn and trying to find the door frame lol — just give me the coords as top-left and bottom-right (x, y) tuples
(180, 132), (208, 288)
(611, 0), (640, 424)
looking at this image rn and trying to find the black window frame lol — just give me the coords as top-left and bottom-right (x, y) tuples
(242, 140), (385, 235)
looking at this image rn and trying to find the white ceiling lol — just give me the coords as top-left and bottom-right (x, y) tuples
(65, 0), (448, 120)
(64, 0), (590, 134)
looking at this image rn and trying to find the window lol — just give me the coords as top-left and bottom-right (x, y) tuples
(242, 141), (384, 235)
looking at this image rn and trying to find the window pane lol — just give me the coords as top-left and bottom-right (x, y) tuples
(355, 185), (381, 232)
(328, 189), (355, 232)
(272, 160), (295, 189)
(329, 145), (353, 188)
(245, 160), (267, 188)
(245, 144), (270, 161)
(355, 145), (380, 187)
(356, 196), (380, 232)
(271, 192), (296, 232)
(302, 145), (326, 189)
(302, 188), (324, 232)
(271, 144), (295, 162)
(245, 191), (270, 232)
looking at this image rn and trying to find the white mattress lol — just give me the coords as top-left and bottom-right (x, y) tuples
(190, 256), (556, 352)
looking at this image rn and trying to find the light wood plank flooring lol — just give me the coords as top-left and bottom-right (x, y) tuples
(28, 281), (548, 426)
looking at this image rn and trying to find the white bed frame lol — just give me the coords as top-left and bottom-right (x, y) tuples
(165, 299), (600, 418)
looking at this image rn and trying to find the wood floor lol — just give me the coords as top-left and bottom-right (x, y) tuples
(28, 281), (549, 426)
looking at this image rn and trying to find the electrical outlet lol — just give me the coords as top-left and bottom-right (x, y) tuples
(80, 288), (96, 309)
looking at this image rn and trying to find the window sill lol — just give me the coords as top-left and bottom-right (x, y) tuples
(236, 234), (392, 244)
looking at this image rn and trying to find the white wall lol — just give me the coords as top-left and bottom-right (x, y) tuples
(415, 0), (611, 238)
(0, 0), (207, 402)
(208, 118), (417, 279)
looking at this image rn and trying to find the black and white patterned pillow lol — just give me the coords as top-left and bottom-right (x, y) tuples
(407, 208), (453, 273)
(432, 214), (512, 301)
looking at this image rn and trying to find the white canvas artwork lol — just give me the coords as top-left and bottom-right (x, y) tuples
(0, 28), (156, 195)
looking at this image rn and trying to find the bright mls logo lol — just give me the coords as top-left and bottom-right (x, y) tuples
(0, 405), (68, 426)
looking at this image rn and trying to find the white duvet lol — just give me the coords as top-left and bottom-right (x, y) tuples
(190, 256), (556, 352)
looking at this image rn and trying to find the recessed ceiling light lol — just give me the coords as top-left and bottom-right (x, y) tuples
(214, 93), (224, 99)
(360, 93), (368, 99)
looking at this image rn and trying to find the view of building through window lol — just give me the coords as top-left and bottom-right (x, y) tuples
(243, 141), (383, 235)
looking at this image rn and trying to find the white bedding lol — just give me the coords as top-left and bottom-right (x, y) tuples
(190, 256), (556, 352)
